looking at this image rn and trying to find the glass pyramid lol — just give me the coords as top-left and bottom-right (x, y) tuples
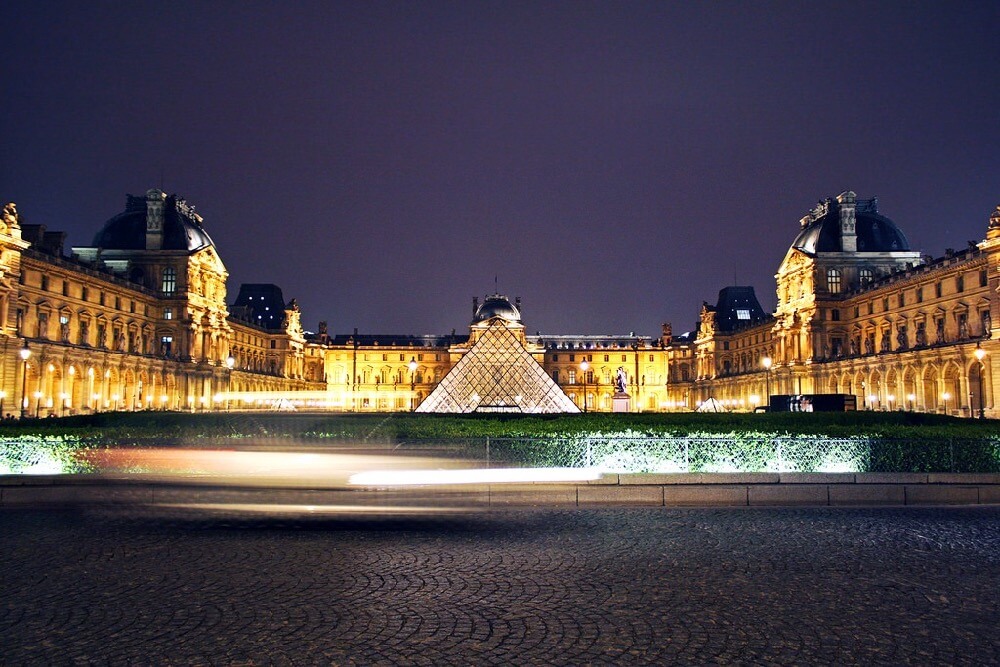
(416, 321), (580, 413)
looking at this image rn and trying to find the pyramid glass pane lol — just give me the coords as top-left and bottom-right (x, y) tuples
(416, 322), (580, 413)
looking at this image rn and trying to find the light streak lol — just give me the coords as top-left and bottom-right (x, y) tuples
(349, 467), (600, 486)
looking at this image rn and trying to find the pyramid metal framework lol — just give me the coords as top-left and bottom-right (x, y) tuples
(416, 320), (580, 413)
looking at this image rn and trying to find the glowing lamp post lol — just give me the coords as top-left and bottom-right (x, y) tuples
(942, 391), (951, 415)
(761, 356), (772, 409)
(974, 343), (986, 419)
(580, 359), (589, 412)
(907, 393), (916, 411)
(18, 343), (31, 419)
(408, 357), (418, 411)
(226, 354), (235, 411)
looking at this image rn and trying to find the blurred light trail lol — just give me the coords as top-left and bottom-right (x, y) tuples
(349, 467), (600, 486)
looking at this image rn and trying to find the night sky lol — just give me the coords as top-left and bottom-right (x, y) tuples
(3, 2), (998, 338)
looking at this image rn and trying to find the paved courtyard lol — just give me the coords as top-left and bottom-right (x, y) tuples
(1, 506), (998, 665)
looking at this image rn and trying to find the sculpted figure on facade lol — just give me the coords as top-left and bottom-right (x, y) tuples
(1, 202), (19, 234)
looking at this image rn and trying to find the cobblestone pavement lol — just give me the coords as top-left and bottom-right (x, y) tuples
(1, 506), (998, 665)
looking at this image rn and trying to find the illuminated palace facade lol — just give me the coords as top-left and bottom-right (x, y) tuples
(0, 190), (997, 417)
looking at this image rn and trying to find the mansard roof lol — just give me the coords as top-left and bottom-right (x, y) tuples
(791, 195), (910, 254)
(713, 286), (770, 332)
(92, 190), (215, 252)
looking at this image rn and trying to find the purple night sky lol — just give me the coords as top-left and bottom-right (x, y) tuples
(3, 2), (998, 338)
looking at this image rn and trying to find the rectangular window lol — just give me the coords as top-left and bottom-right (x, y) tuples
(569, 354), (575, 362)
(82, 287), (88, 301)
(161, 267), (177, 295)
(62, 281), (69, 297)
(916, 287), (923, 303)
(935, 282), (942, 298)
(568, 370), (576, 385)
(604, 355), (609, 362)
(164, 307), (172, 320)
(160, 336), (173, 356)
(736, 309), (751, 320)
(831, 309), (840, 321)
(980, 269), (988, 287)
(956, 275), (965, 292)
(826, 269), (842, 294)
(552, 354), (559, 362)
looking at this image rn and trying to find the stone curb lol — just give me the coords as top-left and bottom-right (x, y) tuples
(2, 473), (999, 508)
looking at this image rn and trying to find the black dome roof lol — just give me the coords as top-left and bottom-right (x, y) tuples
(791, 196), (910, 254)
(473, 294), (521, 323)
(92, 191), (214, 252)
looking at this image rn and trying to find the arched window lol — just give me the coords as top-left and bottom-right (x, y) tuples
(826, 268), (842, 294)
(161, 267), (177, 294)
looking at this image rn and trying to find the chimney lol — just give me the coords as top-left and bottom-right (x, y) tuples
(837, 191), (857, 252)
(145, 189), (165, 250)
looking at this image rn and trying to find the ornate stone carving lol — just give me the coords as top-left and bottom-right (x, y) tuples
(1, 202), (18, 234)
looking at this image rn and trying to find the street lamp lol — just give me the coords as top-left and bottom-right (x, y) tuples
(975, 343), (986, 419)
(226, 354), (235, 411)
(761, 356), (772, 409)
(907, 393), (916, 411)
(18, 342), (31, 419)
(580, 359), (590, 412)
(408, 357), (417, 411)
(942, 391), (951, 415)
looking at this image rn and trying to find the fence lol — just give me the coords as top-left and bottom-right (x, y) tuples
(2, 434), (998, 475)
